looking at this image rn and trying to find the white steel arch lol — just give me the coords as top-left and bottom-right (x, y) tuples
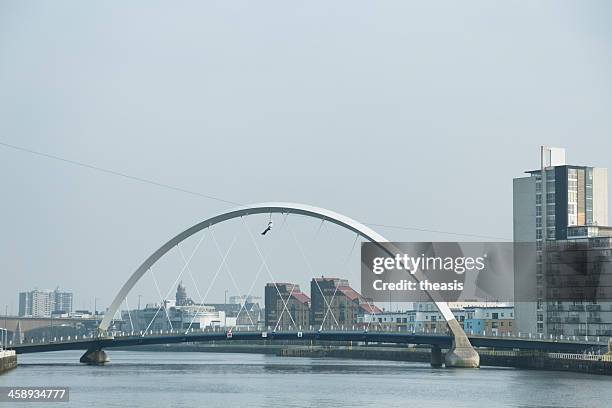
(98, 202), (467, 341)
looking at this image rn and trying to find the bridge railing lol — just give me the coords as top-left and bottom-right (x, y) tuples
(548, 352), (612, 362)
(479, 350), (612, 361)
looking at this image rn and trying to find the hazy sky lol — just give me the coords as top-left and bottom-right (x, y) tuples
(1, 1), (611, 314)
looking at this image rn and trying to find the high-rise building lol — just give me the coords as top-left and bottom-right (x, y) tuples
(18, 287), (73, 317)
(53, 288), (73, 314)
(264, 283), (310, 329)
(513, 146), (611, 336)
(19, 290), (50, 317)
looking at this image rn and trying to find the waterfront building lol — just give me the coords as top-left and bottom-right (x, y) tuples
(200, 302), (262, 327)
(310, 277), (380, 327)
(264, 283), (310, 329)
(514, 146), (612, 337)
(359, 306), (449, 333)
(462, 306), (515, 336)
(120, 283), (256, 332)
(359, 305), (515, 336)
(121, 302), (232, 332)
(543, 231), (612, 337)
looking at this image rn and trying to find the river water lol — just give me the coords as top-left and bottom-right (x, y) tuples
(0, 350), (610, 408)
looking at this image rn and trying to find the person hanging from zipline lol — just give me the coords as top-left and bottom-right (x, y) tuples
(261, 213), (273, 235)
(261, 220), (273, 235)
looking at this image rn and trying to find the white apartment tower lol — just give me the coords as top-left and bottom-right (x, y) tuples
(514, 146), (611, 336)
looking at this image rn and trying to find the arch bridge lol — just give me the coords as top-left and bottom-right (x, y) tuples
(10, 203), (485, 368)
(94, 202), (478, 367)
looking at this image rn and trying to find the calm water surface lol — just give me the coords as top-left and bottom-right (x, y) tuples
(0, 350), (610, 408)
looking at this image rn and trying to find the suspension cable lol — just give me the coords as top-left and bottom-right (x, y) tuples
(319, 233), (359, 330)
(124, 297), (135, 333)
(241, 216), (298, 328)
(142, 230), (207, 336)
(151, 268), (174, 331)
(285, 217), (340, 328)
(235, 212), (290, 327)
(183, 234), (238, 334)
(210, 227), (256, 327)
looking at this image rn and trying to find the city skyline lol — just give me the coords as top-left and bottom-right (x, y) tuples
(3, 143), (611, 315)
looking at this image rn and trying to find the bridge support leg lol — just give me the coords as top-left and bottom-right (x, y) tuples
(80, 348), (109, 365)
(444, 320), (479, 368)
(430, 345), (442, 368)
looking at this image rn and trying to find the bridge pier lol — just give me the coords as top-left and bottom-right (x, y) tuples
(430, 345), (442, 367)
(444, 321), (479, 368)
(80, 348), (109, 365)
(445, 340), (480, 368)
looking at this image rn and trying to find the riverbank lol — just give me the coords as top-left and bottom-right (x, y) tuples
(279, 346), (612, 375)
(0, 350), (17, 374)
(114, 343), (612, 375)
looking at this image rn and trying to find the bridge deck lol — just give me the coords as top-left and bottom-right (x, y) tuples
(9, 330), (606, 354)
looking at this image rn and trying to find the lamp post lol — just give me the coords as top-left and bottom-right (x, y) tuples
(2, 305), (7, 350)
(224, 290), (228, 327)
(0, 328), (7, 351)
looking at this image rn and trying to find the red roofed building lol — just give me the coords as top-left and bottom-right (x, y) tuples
(310, 277), (379, 327)
(264, 283), (310, 329)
